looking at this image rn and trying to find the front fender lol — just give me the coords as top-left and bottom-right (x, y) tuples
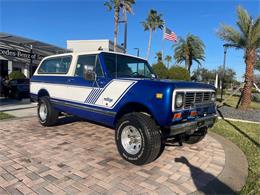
(114, 81), (173, 127)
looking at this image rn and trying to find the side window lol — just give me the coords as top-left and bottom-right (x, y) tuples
(38, 56), (71, 74)
(75, 55), (103, 80)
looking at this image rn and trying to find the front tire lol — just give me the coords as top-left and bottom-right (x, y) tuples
(38, 96), (58, 126)
(115, 112), (162, 165)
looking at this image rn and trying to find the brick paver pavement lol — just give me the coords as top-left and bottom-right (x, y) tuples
(0, 117), (225, 195)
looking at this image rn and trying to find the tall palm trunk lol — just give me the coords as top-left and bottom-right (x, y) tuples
(185, 53), (190, 72)
(114, 7), (119, 52)
(240, 49), (256, 109)
(146, 29), (152, 60)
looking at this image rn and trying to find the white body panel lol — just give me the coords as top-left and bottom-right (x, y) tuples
(95, 80), (136, 108)
(30, 82), (92, 103)
(31, 79), (137, 109)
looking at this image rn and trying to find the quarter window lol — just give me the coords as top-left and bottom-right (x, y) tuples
(38, 56), (72, 74)
(75, 55), (103, 79)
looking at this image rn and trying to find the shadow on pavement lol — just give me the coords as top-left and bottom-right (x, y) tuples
(55, 115), (114, 130)
(175, 156), (235, 194)
(0, 98), (31, 106)
(217, 109), (260, 148)
(55, 116), (81, 126)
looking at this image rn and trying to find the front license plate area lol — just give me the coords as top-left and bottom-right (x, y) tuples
(197, 121), (205, 127)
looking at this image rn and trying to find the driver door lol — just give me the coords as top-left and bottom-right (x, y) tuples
(66, 54), (104, 104)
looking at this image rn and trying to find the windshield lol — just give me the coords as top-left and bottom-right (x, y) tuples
(102, 53), (154, 78)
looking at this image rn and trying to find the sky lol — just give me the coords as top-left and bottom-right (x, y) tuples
(0, 0), (259, 81)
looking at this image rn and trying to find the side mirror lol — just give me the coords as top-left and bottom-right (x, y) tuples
(83, 65), (96, 81)
(151, 74), (157, 79)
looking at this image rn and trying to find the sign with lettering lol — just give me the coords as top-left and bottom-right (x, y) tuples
(0, 48), (44, 61)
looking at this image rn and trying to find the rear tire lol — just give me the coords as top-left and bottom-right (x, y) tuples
(115, 112), (162, 165)
(38, 96), (58, 126)
(184, 127), (208, 144)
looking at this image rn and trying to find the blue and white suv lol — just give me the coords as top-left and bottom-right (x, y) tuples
(31, 51), (217, 165)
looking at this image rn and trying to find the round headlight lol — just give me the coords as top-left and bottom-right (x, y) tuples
(175, 93), (184, 108)
(211, 93), (216, 102)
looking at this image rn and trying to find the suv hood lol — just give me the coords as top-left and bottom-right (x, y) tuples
(127, 78), (216, 90)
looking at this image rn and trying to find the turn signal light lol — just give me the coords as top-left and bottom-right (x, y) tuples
(156, 93), (163, 99)
(190, 111), (198, 117)
(173, 112), (182, 119)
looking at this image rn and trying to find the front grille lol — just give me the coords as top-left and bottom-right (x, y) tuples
(183, 91), (214, 109)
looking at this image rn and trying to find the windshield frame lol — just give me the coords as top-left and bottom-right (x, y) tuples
(100, 52), (155, 79)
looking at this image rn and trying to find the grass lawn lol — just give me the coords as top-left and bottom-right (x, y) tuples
(217, 95), (260, 110)
(210, 119), (260, 194)
(0, 112), (15, 120)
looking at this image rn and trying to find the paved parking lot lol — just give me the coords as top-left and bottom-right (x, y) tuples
(0, 117), (225, 195)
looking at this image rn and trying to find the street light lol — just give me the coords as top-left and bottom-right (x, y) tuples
(220, 43), (238, 101)
(134, 48), (139, 57)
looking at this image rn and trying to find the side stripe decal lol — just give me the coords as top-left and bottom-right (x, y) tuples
(84, 88), (103, 104)
(51, 98), (116, 116)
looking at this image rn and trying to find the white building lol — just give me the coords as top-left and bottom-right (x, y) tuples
(67, 39), (125, 53)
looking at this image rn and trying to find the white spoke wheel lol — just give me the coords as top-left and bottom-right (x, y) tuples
(115, 112), (163, 165)
(37, 96), (58, 126)
(121, 125), (142, 155)
(39, 102), (47, 121)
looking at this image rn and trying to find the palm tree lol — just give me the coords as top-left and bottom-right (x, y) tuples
(141, 9), (164, 60)
(104, 0), (135, 52)
(174, 34), (205, 74)
(155, 51), (162, 63)
(218, 6), (260, 109)
(165, 55), (172, 68)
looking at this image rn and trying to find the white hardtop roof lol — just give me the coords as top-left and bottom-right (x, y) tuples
(43, 50), (147, 61)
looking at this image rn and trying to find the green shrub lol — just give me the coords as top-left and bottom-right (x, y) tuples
(252, 93), (260, 102)
(152, 62), (168, 79)
(168, 66), (191, 81)
(252, 88), (258, 93)
(9, 71), (26, 80)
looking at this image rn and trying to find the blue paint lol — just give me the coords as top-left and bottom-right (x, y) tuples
(31, 52), (217, 129)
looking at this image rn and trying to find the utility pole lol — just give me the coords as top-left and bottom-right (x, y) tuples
(119, 2), (127, 53)
(123, 6), (127, 53)
(29, 44), (33, 78)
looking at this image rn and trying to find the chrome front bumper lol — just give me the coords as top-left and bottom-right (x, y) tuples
(169, 114), (217, 136)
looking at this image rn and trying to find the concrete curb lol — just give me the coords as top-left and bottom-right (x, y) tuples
(218, 117), (260, 125)
(191, 131), (248, 195)
(0, 105), (37, 112)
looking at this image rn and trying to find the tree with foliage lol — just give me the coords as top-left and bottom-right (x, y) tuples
(191, 67), (237, 88)
(217, 66), (237, 88)
(155, 51), (162, 63)
(191, 68), (215, 82)
(104, 0), (135, 51)
(168, 66), (190, 81)
(152, 62), (168, 79)
(9, 71), (26, 80)
(165, 55), (172, 68)
(174, 34), (205, 74)
(141, 9), (164, 60)
(218, 6), (260, 109)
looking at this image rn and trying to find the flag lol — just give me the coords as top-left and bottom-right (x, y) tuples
(164, 27), (177, 42)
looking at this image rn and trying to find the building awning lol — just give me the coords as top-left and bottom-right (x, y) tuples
(0, 32), (70, 65)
